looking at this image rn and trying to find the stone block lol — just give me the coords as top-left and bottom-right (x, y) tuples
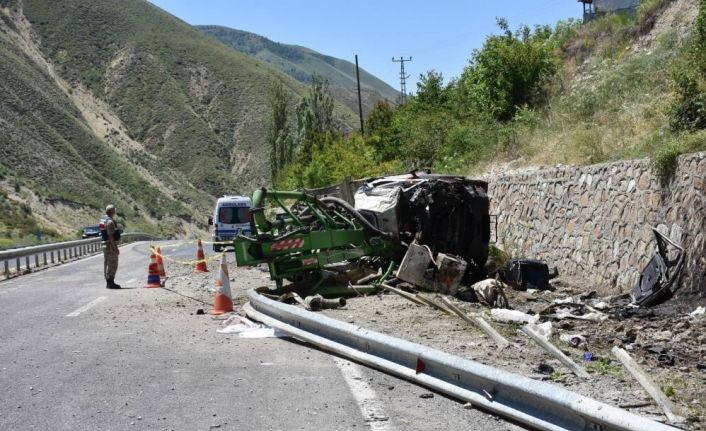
(637, 171), (651, 190)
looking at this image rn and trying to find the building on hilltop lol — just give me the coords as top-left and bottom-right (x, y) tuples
(577, 0), (639, 23)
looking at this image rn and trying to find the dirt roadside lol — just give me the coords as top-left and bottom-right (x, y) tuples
(160, 257), (705, 430)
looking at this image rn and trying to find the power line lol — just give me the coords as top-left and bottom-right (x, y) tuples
(392, 56), (412, 104)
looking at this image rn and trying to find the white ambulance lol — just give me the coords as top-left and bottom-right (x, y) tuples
(208, 195), (252, 251)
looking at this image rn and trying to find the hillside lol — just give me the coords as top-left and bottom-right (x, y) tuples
(196, 25), (399, 115)
(0, 0), (359, 244)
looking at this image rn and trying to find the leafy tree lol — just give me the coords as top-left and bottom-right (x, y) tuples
(365, 99), (398, 161)
(459, 19), (557, 122)
(295, 74), (336, 166)
(415, 70), (447, 108)
(267, 81), (294, 180)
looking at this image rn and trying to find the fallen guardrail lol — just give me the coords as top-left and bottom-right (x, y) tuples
(0, 233), (158, 277)
(244, 289), (679, 431)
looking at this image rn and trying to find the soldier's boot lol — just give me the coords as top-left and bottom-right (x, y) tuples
(106, 278), (121, 289)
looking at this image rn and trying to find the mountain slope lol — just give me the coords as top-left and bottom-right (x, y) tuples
(0, 0), (358, 240)
(197, 25), (400, 114)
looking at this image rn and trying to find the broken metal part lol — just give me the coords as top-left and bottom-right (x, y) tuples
(396, 242), (467, 295)
(354, 174), (490, 273)
(632, 228), (686, 307)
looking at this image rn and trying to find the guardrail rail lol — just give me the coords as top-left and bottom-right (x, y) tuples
(0, 233), (158, 277)
(245, 289), (680, 431)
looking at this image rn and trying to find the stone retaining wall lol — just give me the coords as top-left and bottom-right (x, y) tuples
(487, 152), (705, 296)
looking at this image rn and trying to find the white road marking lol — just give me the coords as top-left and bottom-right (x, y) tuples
(333, 357), (395, 431)
(66, 296), (107, 317)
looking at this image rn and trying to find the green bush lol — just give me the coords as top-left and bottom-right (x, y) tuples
(651, 142), (681, 183)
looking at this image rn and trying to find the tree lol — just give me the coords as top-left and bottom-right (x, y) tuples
(266, 81), (294, 180)
(459, 19), (557, 122)
(295, 74), (336, 165)
(415, 70), (447, 108)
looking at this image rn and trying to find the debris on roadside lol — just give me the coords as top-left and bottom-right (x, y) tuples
(559, 333), (588, 349)
(631, 228), (686, 308)
(498, 258), (557, 291)
(470, 279), (510, 308)
(396, 241), (467, 296)
(490, 308), (539, 324)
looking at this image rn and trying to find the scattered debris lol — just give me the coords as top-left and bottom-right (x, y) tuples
(611, 346), (685, 423)
(439, 296), (511, 350)
(559, 334), (588, 349)
(471, 279), (510, 308)
(521, 325), (591, 379)
(490, 308), (539, 324)
(396, 241), (467, 296)
(304, 294), (347, 311)
(499, 258), (557, 291)
(689, 306), (705, 319)
(631, 228), (685, 307)
(535, 363), (555, 375)
(217, 315), (286, 338)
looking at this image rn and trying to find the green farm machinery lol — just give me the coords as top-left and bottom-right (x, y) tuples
(233, 174), (492, 298)
(232, 188), (397, 296)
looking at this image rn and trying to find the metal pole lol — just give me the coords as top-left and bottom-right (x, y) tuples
(355, 54), (364, 135)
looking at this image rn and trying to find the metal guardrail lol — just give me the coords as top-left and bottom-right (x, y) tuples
(0, 233), (158, 276)
(245, 289), (679, 431)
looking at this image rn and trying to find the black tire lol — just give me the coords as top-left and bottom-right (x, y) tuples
(213, 244), (222, 252)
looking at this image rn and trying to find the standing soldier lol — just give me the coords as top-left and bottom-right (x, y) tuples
(101, 204), (121, 289)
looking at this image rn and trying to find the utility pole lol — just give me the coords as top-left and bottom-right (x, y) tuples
(355, 55), (364, 135)
(392, 56), (412, 104)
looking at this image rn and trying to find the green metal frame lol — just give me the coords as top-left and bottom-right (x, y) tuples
(233, 188), (394, 294)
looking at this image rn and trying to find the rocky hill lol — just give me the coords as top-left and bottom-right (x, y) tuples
(196, 25), (399, 115)
(0, 0), (361, 244)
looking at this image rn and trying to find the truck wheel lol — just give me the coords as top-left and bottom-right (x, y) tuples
(213, 244), (222, 252)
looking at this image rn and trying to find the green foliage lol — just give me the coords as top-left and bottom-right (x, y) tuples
(267, 81), (294, 180)
(306, 136), (397, 187)
(459, 19), (557, 122)
(651, 131), (706, 182)
(669, 0), (706, 132)
(586, 357), (623, 377)
(295, 74), (336, 166)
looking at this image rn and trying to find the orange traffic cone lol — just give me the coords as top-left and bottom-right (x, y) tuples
(210, 253), (233, 315)
(145, 252), (162, 288)
(156, 246), (166, 278)
(194, 239), (209, 273)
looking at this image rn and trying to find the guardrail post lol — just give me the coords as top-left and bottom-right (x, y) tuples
(43, 252), (47, 266)
(34, 254), (39, 268)
(3, 260), (8, 276)
(16, 257), (20, 273)
(51, 251), (55, 264)
(25, 256), (30, 271)
(62, 249), (66, 261)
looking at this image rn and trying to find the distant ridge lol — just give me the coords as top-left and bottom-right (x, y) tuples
(197, 25), (399, 114)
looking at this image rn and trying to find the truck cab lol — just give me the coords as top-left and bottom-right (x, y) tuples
(208, 195), (252, 252)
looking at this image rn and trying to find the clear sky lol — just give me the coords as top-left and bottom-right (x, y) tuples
(147, 1), (582, 93)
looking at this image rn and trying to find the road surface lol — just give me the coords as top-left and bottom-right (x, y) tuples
(0, 241), (524, 430)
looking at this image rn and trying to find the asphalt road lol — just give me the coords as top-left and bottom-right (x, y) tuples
(0, 242), (524, 431)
